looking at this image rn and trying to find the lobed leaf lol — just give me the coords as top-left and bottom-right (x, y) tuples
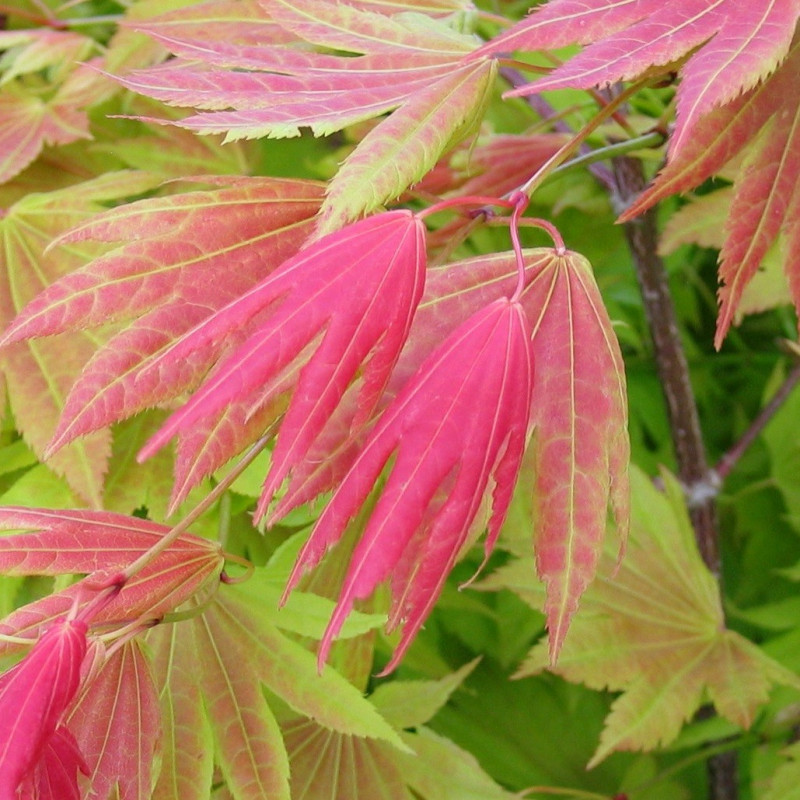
(622, 37), (800, 347)
(137, 210), (427, 521)
(498, 467), (800, 763)
(0, 172), (166, 505)
(0, 617), (89, 798)
(286, 297), (534, 671)
(478, 0), (800, 159)
(1, 178), (323, 461)
(317, 58), (497, 233)
(385, 248), (629, 656)
(66, 641), (161, 800)
(524, 250), (630, 659)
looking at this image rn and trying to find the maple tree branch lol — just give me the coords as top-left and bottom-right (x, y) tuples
(714, 359), (800, 482)
(610, 155), (737, 800)
(609, 155), (720, 574)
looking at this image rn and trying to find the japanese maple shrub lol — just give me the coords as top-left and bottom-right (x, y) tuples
(0, 0), (799, 799)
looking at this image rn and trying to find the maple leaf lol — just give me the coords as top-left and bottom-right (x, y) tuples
(137, 210), (427, 517)
(622, 35), (800, 347)
(381, 248), (628, 658)
(0, 30), (97, 184)
(477, 0), (800, 159)
(111, 0), (492, 229)
(66, 641), (161, 800)
(145, 577), (402, 800)
(281, 661), (516, 800)
(284, 296), (535, 671)
(0, 177), (324, 508)
(0, 507), (224, 653)
(0, 171), (165, 505)
(0, 617), (89, 798)
(483, 466), (800, 763)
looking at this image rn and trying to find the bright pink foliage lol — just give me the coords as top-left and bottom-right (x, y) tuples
(0, 618), (89, 799)
(284, 297), (535, 672)
(138, 210), (427, 518)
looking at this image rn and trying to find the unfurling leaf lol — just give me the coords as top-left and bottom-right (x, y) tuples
(138, 210), (427, 519)
(0, 618), (89, 798)
(285, 297), (535, 672)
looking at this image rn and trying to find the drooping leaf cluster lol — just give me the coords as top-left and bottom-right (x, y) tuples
(0, 0), (799, 798)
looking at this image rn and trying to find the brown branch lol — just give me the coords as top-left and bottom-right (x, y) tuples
(715, 359), (800, 482)
(610, 155), (736, 800)
(610, 155), (720, 574)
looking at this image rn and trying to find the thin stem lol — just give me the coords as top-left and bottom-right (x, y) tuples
(508, 191), (529, 302)
(118, 434), (270, 583)
(548, 131), (666, 180)
(715, 359), (800, 482)
(518, 80), (648, 198)
(417, 195), (515, 219)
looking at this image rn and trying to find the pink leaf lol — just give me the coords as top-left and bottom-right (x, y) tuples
(67, 641), (161, 800)
(286, 297), (535, 672)
(476, 0), (800, 159)
(0, 618), (89, 797)
(138, 210), (427, 519)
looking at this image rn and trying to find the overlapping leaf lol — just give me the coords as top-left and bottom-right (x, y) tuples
(0, 30), (96, 184)
(280, 663), (515, 800)
(145, 578), (402, 800)
(0, 171), (165, 505)
(622, 36), (800, 346)
(114, 0), (492, 228)
(0, 507), (224, 656)
(0, 177), (324, 508)
(66, 641), (161, 800)
(137, 210), (426, 516)
(380, 249), (628, 658)
(285, 296), (535, 671)
(0, 617), (89, 798)
(477, 0), (800, 159)
(482, 467), (800, 764)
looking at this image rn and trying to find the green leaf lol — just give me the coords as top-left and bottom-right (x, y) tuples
(370, 657), (480, 729)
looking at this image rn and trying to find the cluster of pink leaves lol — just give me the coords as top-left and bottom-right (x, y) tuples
(0, 508), (224, 797)
(477, 0), (800, 345)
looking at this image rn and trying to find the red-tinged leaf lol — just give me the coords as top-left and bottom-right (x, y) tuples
(622, 36), (800, 347)
(286, 297), (534, 671)
(0, 511), (223, 657)
(478, 0), (800, 159)
(524, 250), (629, 659)
(0, 178), (323, 456)
(366, 248), (628, 657)
(0, 617), (88, 797)
(0, 91), (91, 185)
(66, 641), (160, 800)
(138, 211), (427, 520)
(318, 58), (497, 233)
(24, 726), (88, 800)
(193, 602), (291, 800)
(260, 0), (474, 56)
(0, 172), (166, 505)
(0, 506), (221, 577)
